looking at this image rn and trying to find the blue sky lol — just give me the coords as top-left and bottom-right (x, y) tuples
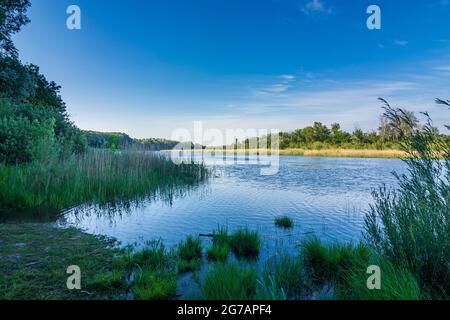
(13, 0), (450, 140)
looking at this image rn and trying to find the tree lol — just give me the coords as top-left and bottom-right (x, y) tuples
(312, 122), (330, 142)
(0, 0), (31, 58)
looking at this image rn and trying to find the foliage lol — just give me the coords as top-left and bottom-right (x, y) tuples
(0, 0), (31, 58)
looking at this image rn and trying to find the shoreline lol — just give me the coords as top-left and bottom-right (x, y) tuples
(163, 148), (406, 159)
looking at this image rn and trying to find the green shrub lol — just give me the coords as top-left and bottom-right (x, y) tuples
(274, 216), (294, 229)
(202, 263), (257, 300)
(229, 228), (261, 260)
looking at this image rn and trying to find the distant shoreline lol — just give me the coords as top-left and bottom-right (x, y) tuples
(162, 148), (406, 159)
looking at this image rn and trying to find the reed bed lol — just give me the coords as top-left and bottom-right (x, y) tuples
(200, 148), (406, 159)
(0, 149), (208, 211)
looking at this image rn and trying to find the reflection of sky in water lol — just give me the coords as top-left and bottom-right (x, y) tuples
(58, 155), (406, 253)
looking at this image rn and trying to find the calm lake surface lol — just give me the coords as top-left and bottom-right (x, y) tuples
(57, 154), (407, 254)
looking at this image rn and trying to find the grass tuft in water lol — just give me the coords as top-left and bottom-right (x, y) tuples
(177, 236), (202, 273)
(201, 263), (257, 300)
(229, 228), (261, 260)
(274, 216), (294, 229)
(207, 244), (230, 262)
(302, 238), (370, 285)
(212, 226), (230, 247)
(262, 251), (303, 299)
(335, 257), (421, 300)
(132, 270), (177, 300)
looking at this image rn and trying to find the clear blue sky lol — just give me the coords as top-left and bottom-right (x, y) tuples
(13, 0), (450, 140)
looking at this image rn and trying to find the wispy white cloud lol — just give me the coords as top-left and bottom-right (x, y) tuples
(254, 74), (296, 96)
(395, 40), (409, 46)
(301, 0), (333, 15)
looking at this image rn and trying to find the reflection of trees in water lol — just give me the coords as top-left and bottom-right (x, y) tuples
(59, 180), (212, 227)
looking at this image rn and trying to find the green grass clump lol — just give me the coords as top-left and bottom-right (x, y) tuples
(212, 227), (230, 247)
(207, 244), (230, 262)
(177, 236), (202, 273)
(262, 252), (303, 298)
(89, 270), (128, 292)
(274, 216), (294, 229)
(178, 259), (202, 273)
(127, 241), (178, 300)
(201, 263), (257, 300)
(133, 270), (177, 300)
(336, 257), (421, 300)
(229, 228), (261, 260)
(302, 238), (370, 284)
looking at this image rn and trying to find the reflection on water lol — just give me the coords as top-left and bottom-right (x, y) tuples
(57, 154), (406, 253)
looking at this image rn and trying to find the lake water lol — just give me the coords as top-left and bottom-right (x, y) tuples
(57, 154), (406, 254)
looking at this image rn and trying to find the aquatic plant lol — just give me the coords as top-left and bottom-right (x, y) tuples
(212, 226), (230, 247)
(132, 270), (177, 300)
(335, 256), (421, 300)
(262, 251), (303, 298)
(177, 236), (202, 273)
(274, 216), (294, 229)
(0, 149), (208, 212)
(364, 99), (450, 298)
(207, 244), (230, 262)
(201, 263), (257, 300)
(301, 238), (370, 285)
(229, 228), (261, 260)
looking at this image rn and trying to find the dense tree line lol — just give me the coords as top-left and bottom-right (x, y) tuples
(84, 131), (179, 151)
(254, 113), (447, 150)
